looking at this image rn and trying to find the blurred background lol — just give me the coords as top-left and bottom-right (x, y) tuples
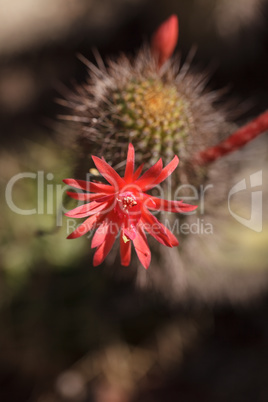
(1, 0), (268, 401)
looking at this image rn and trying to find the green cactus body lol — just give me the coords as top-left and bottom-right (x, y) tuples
(63, 49), (230, 182)
(112, 79), (192, 163)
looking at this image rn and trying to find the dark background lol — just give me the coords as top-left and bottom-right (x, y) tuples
(1, 1), (268, 401)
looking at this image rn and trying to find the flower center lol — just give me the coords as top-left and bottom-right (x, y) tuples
(115, 191), (140, 218)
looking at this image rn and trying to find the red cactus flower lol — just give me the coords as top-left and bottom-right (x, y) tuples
(64, 144), (197, 269)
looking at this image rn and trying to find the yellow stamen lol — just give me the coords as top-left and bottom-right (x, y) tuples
(122, 233), (130, 243)
(89, 168), (100, 176)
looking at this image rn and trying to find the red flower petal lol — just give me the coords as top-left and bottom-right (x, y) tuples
(142, 195), (156, 209)
(158, 221), (179, 247)
(133, 163), (144, 181)
(91, 219), (110, 249)
(150, 156), (179, 188)
(66, 191), (106, 201)
(134, 158), (163, 190)
(93, 224), (119, 266)
(122, 225), (137, 241)
(141, 215), (178, 247)
(151, 15), (179, 67)
(133, 226), (151, 269)
(65, 197), (113, 218)
(147, 196), (197, 213)
(67, 214), (99, 239)
(124, 143), (135, 183)
(120, 233), (131, 266)
(121, 207), (142, 241)
(63, 178), (113, 194)
(141, 209), (173, 247)
(92, 156), (125, 189)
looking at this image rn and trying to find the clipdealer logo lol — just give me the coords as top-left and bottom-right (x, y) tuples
(5, 171), (68, 225)
(228, 170), (263, 232)
(5, 169), (264, 233)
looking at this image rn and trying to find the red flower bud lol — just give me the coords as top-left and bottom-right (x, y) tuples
(151, 15), (179, 67)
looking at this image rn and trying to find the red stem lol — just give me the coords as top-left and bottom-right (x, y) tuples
(193, 110), (268, 165)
